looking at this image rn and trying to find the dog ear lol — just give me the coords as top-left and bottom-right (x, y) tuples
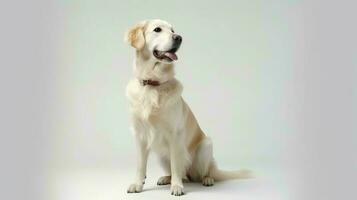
(124, 21), (147, 50)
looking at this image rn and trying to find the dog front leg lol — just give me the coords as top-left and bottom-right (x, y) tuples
(169, 137), (187, 196)
(127, 137), (149, 193)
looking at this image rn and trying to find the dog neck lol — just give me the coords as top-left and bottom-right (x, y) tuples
(134, 50), (175, 85)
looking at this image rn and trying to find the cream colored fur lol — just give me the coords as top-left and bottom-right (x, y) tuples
(125, 19), (250, 196)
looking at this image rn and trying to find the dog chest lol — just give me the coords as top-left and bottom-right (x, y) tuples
(126, 79), (183, 120)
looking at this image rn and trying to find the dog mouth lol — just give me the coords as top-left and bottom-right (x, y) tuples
(153, 48), (178, 62)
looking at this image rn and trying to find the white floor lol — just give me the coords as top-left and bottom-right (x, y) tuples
(49, 165), (298, 200)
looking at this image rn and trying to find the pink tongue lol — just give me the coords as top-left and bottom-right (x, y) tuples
(164, 52), (178, 61)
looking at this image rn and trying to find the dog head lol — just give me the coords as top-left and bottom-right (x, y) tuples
(125, 19), (182, 63)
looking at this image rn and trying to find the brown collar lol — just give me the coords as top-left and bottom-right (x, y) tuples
(140, 79), (160, 86)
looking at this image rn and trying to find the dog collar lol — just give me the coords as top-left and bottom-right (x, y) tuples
(140, 79), (160, 86)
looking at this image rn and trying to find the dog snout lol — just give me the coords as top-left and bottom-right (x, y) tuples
(172, 34), (182, 44)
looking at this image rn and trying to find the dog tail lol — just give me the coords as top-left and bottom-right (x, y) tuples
(210, 167), (253, 181)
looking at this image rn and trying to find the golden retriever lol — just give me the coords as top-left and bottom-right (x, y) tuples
(125, 19), (250, 196)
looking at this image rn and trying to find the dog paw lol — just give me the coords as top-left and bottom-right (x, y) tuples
(202, 176), (214, 186)
(127, 183), (143, 193)
(157, 176), (171, 185)
(171, 185), (184, 196)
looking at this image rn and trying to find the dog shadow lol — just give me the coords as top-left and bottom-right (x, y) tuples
(143, 181), (228, 194)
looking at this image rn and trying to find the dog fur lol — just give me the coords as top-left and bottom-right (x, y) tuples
(125, 19), (250, 196)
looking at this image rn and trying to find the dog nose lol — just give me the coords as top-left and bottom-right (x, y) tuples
(172, 34), (182, 43)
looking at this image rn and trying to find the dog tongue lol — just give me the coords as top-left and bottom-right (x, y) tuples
(164, 52), (178, 61)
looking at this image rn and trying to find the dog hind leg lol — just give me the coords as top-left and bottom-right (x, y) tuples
(193, 137), (215, 186)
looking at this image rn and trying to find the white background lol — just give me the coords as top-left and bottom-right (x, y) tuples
(0, 1), (356, 200)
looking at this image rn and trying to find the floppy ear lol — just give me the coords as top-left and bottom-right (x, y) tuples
(124, 21), (146, 50)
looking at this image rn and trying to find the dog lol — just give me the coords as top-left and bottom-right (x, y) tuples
(125, 19), (250, 196)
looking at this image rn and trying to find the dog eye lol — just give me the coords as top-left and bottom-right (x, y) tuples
(171, 29), (175, 33)
(153, 27), (161, 32)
